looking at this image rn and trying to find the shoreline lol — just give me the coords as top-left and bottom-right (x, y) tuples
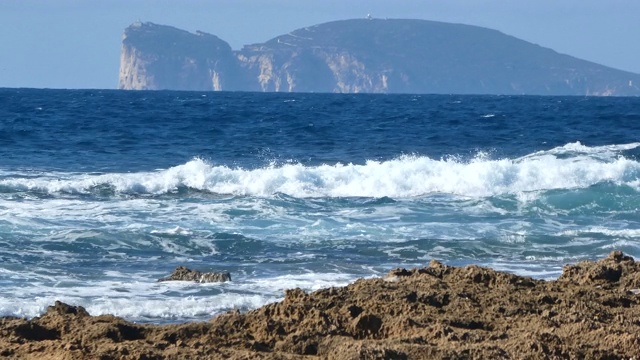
(2, 251), (640, 359)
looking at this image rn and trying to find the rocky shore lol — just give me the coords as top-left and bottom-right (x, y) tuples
(2, 251), (640, 359)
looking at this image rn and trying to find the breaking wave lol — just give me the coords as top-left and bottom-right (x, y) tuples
(1, 142), (638, 198)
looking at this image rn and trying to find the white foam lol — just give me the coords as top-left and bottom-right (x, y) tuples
(232, 272), (355, 294)
(1, 142), (638, 199)
(601, 240), (639, 250)
(0, 293), (276, 321)
(151, 226), (194, 236)
(558, 227), (640, 238)
(0, 269), (357, 321)
(87, 294), (274, 320)
(524, 141), (640, 158)
(488, 261), (564, 280)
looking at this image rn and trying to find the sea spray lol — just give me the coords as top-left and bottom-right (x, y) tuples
(1, 90), (639, 323)
(1, 143), (638, 198)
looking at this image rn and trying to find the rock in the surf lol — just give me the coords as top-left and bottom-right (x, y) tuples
(158, 266), (231, 283)
(5, 252), (640, 358)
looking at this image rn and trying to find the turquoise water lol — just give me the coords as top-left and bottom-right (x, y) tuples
(1, 89), (639, 322)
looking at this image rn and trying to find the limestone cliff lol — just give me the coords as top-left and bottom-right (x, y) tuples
(119, 22), (240, 91)
(118, 19), (640, 96)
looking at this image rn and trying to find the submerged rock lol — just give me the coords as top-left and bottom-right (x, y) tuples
(158, 266), (231, 283)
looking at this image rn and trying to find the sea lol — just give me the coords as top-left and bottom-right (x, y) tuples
(1, 88), (639, 323)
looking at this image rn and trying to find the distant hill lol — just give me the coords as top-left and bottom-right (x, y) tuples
(119, 19), (640, 96)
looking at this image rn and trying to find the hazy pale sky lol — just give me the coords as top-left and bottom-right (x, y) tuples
(1, 0), (638, 89)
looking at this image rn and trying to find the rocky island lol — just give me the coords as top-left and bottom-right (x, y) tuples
(119, 19), (640, 96)
(2, 252), (640, 358)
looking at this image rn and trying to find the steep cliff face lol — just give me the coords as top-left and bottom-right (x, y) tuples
(118, 19), (640, 96)
(118, 22), (240, 91)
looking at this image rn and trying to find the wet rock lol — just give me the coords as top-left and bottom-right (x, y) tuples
(4, 252), (640, 359)
(158, 266), (231, 283)
(46, 300), (89, 317)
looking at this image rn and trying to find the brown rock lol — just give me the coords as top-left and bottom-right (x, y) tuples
(158, 266), (231, 283)
(4, 252), (640, 359)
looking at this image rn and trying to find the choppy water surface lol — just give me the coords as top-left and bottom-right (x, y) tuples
(1, 89), (639, 322)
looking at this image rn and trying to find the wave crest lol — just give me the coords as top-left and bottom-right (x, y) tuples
(1, 142), (639, 198)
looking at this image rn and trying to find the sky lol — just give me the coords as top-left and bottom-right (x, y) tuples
(1, 0), (639, 89)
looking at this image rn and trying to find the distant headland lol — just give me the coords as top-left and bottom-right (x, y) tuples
(119, 19), (640, 96)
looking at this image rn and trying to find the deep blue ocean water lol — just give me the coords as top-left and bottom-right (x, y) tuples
(1, 88), (639, 323)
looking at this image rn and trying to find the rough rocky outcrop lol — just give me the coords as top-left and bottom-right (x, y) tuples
(158, 266), (231, 283)
(3, 251), (640, 359)
(119, 19), (640, 96)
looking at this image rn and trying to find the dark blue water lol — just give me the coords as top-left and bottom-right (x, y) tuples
(2, 89), (638, 171)
(1, 88), (639, 322)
